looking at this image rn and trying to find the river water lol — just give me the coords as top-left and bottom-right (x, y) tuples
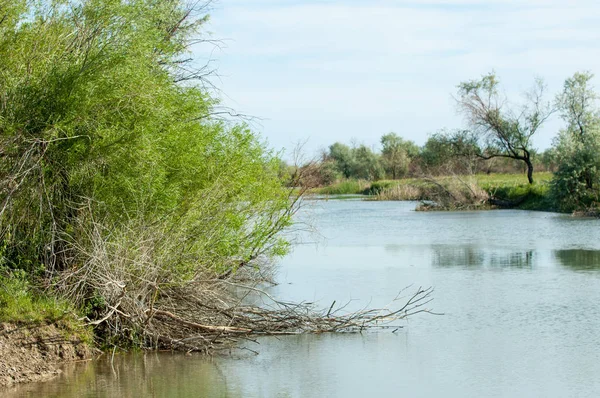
(8, 200), (600, 397)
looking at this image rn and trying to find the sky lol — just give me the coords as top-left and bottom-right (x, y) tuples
(196, 0), (600, 159)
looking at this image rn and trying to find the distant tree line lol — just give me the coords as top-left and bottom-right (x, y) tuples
(289, 71), (600, 212)
(286, 131), (556, 185)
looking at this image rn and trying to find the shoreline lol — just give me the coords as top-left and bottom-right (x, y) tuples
(0, 323), (94, 388)
(308, 173), (559, 213)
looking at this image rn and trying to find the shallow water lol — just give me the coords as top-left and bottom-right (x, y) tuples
(8, 200), (600, 397)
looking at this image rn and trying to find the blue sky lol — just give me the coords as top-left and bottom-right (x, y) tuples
(196, 0), (600, 158)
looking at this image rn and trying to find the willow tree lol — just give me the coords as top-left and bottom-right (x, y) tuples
(456, 72), (554, 184)
(380, 133), (418, 179)
(551, 72), (600, 210)
(0, 0), (294, 302)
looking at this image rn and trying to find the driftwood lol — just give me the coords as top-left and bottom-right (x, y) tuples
(148, 309), (252, 334)
(131, 282), (438, 353)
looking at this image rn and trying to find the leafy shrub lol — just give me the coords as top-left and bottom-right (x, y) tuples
(0, 1), (296, 341)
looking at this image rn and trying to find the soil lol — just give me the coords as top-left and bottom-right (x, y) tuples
(0, 322), (94, 388)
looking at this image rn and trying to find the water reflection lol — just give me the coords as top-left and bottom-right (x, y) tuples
(430, 245), (534, 268)
(430, 245), (485, 267)
(554, 249), (600, 271)
(490, 251), (533, 268)
(5, 354), (233, 398)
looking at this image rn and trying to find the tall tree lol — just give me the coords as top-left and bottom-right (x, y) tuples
(380, 133), (418, 179)
(456, 72), (554, 184)
(556, 72), (600, 143)
(551, 72), (600, 209)
(555, 72), (600, 189)
(328, 142), (355, 179)
(351, 145), (384, 180)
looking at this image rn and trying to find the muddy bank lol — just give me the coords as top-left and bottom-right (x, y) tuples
(0, 323), (93, 387)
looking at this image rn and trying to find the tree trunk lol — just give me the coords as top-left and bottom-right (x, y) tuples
(525, 157), (534, 184)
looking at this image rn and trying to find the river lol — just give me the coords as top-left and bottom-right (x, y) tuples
(8, 199), (600, 397)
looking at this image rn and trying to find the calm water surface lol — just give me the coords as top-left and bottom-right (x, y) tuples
(8, 200), (600, 397)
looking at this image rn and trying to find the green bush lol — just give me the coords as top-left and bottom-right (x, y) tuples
(0, 0), (293, 278)
(550, 132), (600, 212)
(366, 181), (395, 195)
(0, 0), (296, 345)
(550, 72), (600, 212)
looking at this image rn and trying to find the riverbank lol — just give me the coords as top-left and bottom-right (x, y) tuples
(0, 274), (95, 387)
(311, 173), (557, 211)
(0, 263), (433, 388)
(0, 322), (94, 387)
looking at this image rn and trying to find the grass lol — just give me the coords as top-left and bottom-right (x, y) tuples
(0, 270), (92, 340)
(376, 172), (552, 192)
(311, 179), (371, 195)
(474, 172), (552, 187)
(480, 174), (553, 210)
(371, 184), (423, 201)
(312, 172), (556, 211)
(0, 273), (68, 323)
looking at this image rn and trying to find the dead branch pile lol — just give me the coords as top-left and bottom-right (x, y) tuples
(56, 252), (435, 353)
(140, 282), (435, 353)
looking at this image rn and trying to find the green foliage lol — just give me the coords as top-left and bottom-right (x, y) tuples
(484, 179), (553, 211)
(420, 129), (482, 174)
(369, 173), (553, 210)
(551, 131), (600, 211)
(420, 132), (455, 170)
(351, 145), (384, 180)
(551, 72), (600, 211)
(537, 148), (558, 172)
(556, 72), (600, 139)
(458, 72), (500, 96)
(315, 160), (342, 186)
(367, 180), (396, 195)
(380, 133), (417, 179)
(328, 142), (355, 179)
(326, 142), (383, 181)
(0, 0), (294, 302)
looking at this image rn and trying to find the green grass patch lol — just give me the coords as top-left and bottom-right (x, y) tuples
(369, 177), (437, 193)
(476, 173), (553, 210)
(475, 172), (552, 187)
(0, 270), (83, 327)
(486, 180), (553, 211)
(0, 270), (93, 342)
(376, 172), (552, 192)
(312, 179), (371, 195)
